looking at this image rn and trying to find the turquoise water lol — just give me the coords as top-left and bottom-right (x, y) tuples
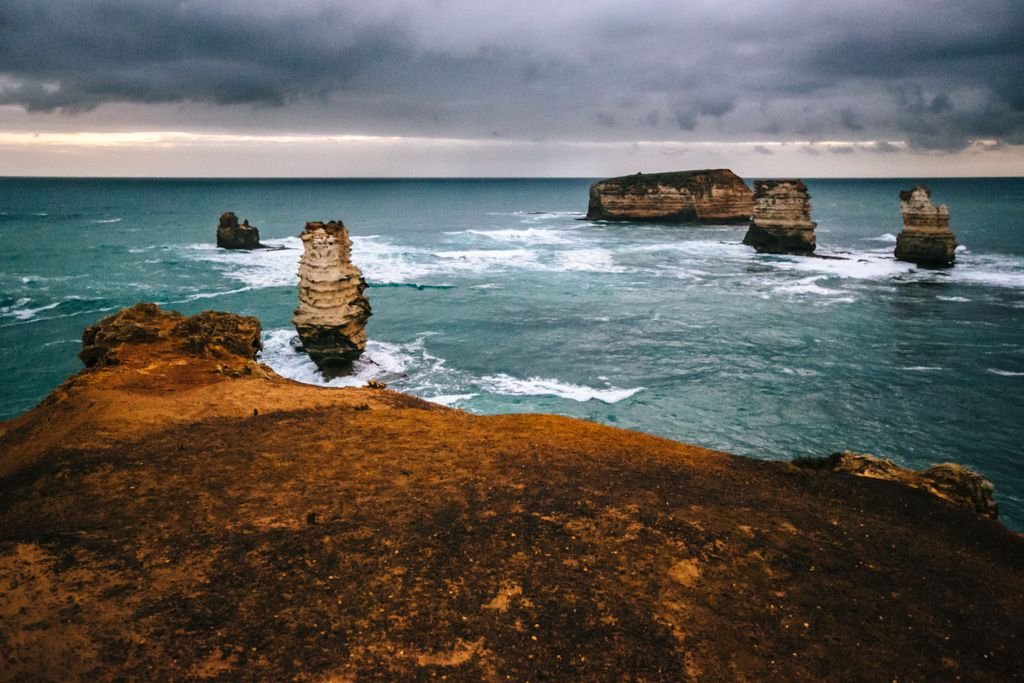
(2, 177), (1023, 528)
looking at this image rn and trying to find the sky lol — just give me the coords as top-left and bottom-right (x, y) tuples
(1, 0), (1022, 177)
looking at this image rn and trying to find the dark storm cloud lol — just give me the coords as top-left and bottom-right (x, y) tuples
(1, 0), (1022, 150)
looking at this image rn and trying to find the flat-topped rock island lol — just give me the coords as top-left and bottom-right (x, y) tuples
(586, 169), (754, 223)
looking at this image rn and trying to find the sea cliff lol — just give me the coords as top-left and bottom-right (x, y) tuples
(1, 305), (1021, 681)
(586, 169), (753, 223)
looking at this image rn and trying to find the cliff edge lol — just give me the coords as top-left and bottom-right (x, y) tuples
(1, 305), (1022, 681)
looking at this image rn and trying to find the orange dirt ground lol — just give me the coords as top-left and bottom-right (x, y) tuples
(1, 306), (1022, 681)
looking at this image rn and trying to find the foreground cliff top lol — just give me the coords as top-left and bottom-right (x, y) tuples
(1, 305), (1022, 681)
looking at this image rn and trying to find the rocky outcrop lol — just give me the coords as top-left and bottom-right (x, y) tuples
(794, 451), (998, 519)
(894, 186), (957, 267)
(2, 307), (1023, 680)
(4, 307), (1024, 680)
(742, 179), (817, 254)
(80, 302), (261, 367)
(292, 220), (372, 374)
(586, 169), (753, 223)
(217, 211), (264, 249)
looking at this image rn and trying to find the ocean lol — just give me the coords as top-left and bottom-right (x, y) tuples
(1, 177), (1022, 529)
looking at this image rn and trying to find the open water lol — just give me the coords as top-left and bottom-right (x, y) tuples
(1, 177), (1022, 528)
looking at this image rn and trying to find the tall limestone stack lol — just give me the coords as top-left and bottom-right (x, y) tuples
(586, 169), (753, 223)
(216, 211), (264, 249)
(894, 185), (957, 267)
(292, 220), (372, 374)
(742, 179), (817, 254)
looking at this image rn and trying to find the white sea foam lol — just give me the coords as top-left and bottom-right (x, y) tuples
(937, 296), (971, 302)
(556, 248), (624, 273)
(183, 236), (301, 288)
(865, 233), (898, 243)
(92, 218), (123, 224)
(426, 393), (478, 406)
(42, 339), (80, 348)
(988, 369), (1024, 377)
(262, 328), (644, 406)
(478, 373), (643, 404)
(774, 252), (916, 280)
(353, 236), (437, 283)
(435, 248), (537, 263)
(260, 329), (417, 388)
(159, 287), (253, 305)
(459, 228), (575, 245)
(952, 268), (1024, 289)
(628, 240), (753, 259)
(900, 366), (945, 372)
(1, 297), (32, 315)
(767, 275), (855, 304)
(1, 298), (65, 321)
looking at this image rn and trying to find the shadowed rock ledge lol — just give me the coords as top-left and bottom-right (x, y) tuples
(1, 305), (1022, 681)
(586, 169), (753, 223)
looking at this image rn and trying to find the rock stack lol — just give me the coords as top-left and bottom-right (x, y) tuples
(742, 179), (817, 254)
(894, 186), (957, 267)
(216, 211), (264, 250)
(292, 220), (371, 375)
(586, 169), (753, 223)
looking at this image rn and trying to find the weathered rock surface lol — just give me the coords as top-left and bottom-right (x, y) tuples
(80, 302), (261, 368)
(586, 169), (753, 223)
(894, 186), (958, 266)
(1, 304), (1022, 681)
(793, 451), (998, 519)
(292, 220), (371, 374)
(743, 179), (817, 254)
(216, 211), (264, 250)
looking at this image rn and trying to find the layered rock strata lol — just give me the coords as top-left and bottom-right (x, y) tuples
(894, 185), (957, 267)
(586, 169), (753, 223)
(216, 211), (264, 250)
(292, 220), (371, 374)
(742, 179), (817, 254)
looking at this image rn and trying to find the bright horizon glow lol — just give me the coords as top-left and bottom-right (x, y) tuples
(1, 130), (1021, 178)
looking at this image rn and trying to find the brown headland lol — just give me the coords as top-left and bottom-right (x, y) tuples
(1, 304), (1021, 681)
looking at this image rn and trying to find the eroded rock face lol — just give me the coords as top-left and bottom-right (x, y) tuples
(742, 179), (817, 254)
(794, 451), (998, 519)
(894, 186), (957, 267)
(217, 211), (263, 250)
(79, 303), (261, 367)
(292, 220), (372, 374)
(586, 169), (753, 223)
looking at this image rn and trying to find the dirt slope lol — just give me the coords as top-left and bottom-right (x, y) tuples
(1, 305), (1021, 681)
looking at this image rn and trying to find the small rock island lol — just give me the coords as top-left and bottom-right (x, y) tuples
(586, 169), (753, 223)
(742, 179), (817, 254)
(292, 220), (372, 375)
(216, 211), (265, 250)
(894, 185), (958, 267)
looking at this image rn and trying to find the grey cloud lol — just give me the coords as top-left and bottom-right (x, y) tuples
(870, 141), (900, 153)
(0, 0), (1021, 149)
(840, 108), (864, 132)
